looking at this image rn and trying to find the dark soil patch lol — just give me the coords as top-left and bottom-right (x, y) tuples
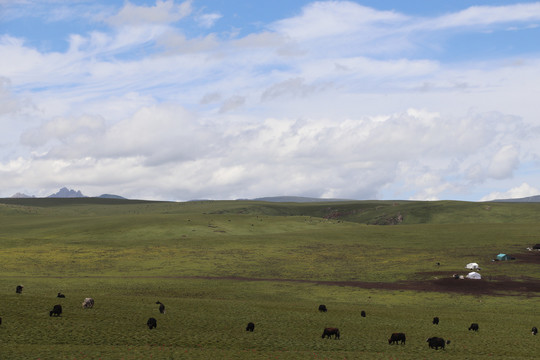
(393, 277), (540, 296)
(11, 273), (540, 296)
(179, 275), (540, 297)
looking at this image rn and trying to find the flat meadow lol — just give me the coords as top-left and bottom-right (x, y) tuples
(0, 198), (539, 359)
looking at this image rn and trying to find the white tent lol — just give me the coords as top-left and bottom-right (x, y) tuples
(465, 262), (480, 270)
(466, 271), (482, 280)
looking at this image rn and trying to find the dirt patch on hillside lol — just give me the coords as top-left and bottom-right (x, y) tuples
(313, 277), (540, 296)
(181, 252), (540, 296)
(180, 275), (540, 297)
(13, 273), (539, 296)
(389, 277), (540, 296)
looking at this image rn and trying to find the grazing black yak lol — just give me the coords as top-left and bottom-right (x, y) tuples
(322, 327), (340, 339)
(432, 317), (439, 325)
(16, 285), (23, 294)
(532, 327), (538, 335)
(156, 301), (165, 314)
(427, 337), (450, 350)
(57, 292), (65, 298)
(147, 317), (157, 329)
(469, 323), (479, 331)
(318, 305), (327, 312)
(246, 322), (255, 332)
(82, 298), (94, 309)
(361, 310), (366, 317)
(388, 332), (406, 345)
(0, 317), (2, 325)
(49, 304), (62, 317)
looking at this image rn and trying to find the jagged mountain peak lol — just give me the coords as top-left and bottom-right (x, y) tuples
(47, 187), (86, 198)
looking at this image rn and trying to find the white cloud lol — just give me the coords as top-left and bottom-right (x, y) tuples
(219, 96), (246, 113)
(2, 1), (540, 200)
(270, 2), (540, 59)
(487, 145), (520, 179)
(156, 32), (219, 54)
(195, 12), (222, 28)
(20, 114), (106, 148)
(430, 3), (540, 29)
(0, 77), (19, 116)
(1, 103), (536, 200)
(272, 1), (407, 41)
(261, 77), (331, 101)
(106, 0), (192, 27)
(199, 92), (221, 105)
(481, 183), (540, 201)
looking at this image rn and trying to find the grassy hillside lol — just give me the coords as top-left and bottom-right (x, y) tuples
(2, 197), (540, 223)
(1, 198), (538, 280)
(1, 198), (539, 359)
(213, 199), (540, 224)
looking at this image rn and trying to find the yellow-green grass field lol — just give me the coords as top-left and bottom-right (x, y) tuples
(1, 198), (539, 359)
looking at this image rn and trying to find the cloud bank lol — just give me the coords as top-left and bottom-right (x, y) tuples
(1, 0), (540, 201)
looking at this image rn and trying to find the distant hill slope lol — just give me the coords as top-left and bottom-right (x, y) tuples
(98, 194), (126, 199)
(492, 195), (540, 202)
(1, 198), (540, 224)
(253, 196), (351, 203)
(208, 199), (540, 225)
(11, 192), (35, 198)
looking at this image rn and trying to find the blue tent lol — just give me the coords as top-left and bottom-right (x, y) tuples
(497, 253), (510, 261)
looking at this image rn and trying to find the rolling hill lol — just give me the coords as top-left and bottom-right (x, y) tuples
(1, 196), (540, 359)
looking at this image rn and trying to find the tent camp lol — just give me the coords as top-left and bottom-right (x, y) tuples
(466, 262), (480, 270)
(497, 253), (510, 261)
(466, 272), (482, 280)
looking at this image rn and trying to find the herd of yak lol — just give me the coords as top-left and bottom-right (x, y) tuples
(5, 285), (539, 352)
(318, 307), (454, 350)
(317, 308), (538, 350)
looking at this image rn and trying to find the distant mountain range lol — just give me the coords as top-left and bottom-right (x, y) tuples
(7, 190), (540, 203)
(10, 187), (125, 199)
(10, 192), (35, 198)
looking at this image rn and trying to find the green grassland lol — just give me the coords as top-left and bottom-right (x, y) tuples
(1, 198), (539, 359)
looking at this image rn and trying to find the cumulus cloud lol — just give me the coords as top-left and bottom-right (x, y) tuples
(466, 145), (521, 183)
(2, 101), (535, 200)
(487, 145), (520, 179)
(20, 114), (106, 158)
(20, 104), (214, 164)
(0, 77), (19, 116)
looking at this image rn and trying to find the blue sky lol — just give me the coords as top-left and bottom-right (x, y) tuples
(1, 0), (540, 201)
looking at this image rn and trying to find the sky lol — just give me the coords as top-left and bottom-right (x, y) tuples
(1, 0), (540, 201)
